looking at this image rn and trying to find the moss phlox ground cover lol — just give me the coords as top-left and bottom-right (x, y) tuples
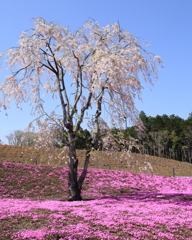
(0, 162), (192, 239)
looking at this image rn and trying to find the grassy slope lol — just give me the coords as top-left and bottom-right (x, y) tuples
(0, 161), (192, 240)
(1, 145), (192, 177)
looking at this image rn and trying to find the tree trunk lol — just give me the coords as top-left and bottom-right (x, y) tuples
(68, 143), (82, 201)
(67, 133), (90, 201)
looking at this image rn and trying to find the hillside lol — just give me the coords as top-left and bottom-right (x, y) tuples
(0, 145), (192, 177)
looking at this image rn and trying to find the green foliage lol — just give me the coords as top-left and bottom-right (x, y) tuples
(139, 111), (192, 162)
(124, 127), (137, 138)
(55, 127), (92, 150)
(75, 128), (92, 150)
(109, 111), (192, 163)
(170, 131), (180, 151)
(139, 111), (150, 132)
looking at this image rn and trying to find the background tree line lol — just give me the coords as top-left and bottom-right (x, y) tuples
(5, 111), (192, 164)
(130, 111), (192, 163)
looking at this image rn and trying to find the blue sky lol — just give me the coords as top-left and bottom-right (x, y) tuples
(0, 0), (192, 144)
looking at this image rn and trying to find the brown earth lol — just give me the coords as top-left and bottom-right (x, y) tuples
(0, 145), (192, 177)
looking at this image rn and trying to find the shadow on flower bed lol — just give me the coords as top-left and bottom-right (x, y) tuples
(98, 192), (192, 206)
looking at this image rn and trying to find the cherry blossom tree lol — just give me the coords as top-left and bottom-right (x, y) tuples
(0, 18), (162, 200)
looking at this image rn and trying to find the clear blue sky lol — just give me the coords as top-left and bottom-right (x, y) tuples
(0, 0), (192, 144)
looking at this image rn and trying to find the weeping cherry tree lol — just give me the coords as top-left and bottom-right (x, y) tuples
(0, 18), (162, 200)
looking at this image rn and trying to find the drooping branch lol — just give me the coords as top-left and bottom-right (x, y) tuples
(93, 86), (105, 149)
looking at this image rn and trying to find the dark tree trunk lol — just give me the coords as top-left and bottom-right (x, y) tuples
(68, 142), (82, 201)
(67, 133), (90, 201)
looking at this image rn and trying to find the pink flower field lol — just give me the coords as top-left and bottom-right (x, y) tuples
(0, 161), (192, 239)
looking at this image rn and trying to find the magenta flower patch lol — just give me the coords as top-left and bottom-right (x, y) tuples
(0, 162), (192, 239)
